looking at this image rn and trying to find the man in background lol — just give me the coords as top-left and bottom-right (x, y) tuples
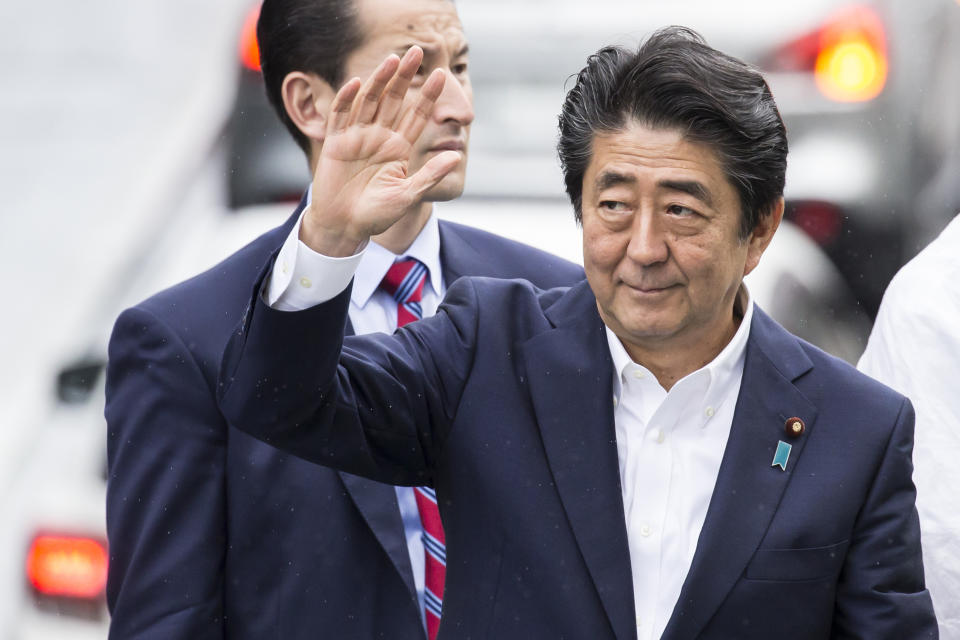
(858, 212), (960, 638)
(104, 0), (582, 638)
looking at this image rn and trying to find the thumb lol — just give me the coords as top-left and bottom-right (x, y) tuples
(406, 150), (461, 199)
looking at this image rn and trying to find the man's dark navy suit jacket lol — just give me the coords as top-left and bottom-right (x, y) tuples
(220, 273), (938, 639)
(104, 198), (584, 639)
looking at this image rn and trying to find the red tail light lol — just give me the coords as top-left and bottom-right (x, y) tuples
(771, 6), (887, 102)
(26, 535), (108, 600)
(240, 4), (262, 72)
(788, 201), (844, 247)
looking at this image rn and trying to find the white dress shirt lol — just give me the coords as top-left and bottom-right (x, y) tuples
(268, 205), (446, 625)
(268, 219), (754, 640)
(857, 213), (960, 639)
(606, 287), (752, 640)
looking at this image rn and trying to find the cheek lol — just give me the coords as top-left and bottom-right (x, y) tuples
(581, 223), (625, 273)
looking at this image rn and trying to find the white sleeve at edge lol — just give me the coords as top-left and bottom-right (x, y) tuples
(265, 209), (365, 311)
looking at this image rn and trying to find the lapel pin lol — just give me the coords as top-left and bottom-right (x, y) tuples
(772, 440), (792, 471)
(784, 417), (805, 438)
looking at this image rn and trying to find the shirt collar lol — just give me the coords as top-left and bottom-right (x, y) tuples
(351, 211), (444, 309)
(606, 285), (754, 406)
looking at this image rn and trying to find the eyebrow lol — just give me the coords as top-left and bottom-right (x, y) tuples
(594, 171), (636, 193)
(594, 172), (715, 208)
(658, 179), (715, 208)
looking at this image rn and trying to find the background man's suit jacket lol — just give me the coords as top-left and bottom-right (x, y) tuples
(221, 276), (938, 639)
(105, 198), (585, 639)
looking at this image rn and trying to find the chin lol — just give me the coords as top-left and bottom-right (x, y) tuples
(609, 306), (682, 342)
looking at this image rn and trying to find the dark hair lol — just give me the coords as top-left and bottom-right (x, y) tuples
(257, 0), (364, 154)
(558, 26), (787, 237)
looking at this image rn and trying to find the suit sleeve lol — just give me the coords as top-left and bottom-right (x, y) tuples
(832, 398), (939, 639)
(105, 306), (226, 639)
(219, 277), (480, 487)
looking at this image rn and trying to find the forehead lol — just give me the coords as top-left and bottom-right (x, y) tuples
(354, 0), (465, 55)
(585, 122), (730, 196)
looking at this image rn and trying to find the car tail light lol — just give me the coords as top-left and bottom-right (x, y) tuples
(240, 4), (262, 72)
(26, 535), (108, 600)
(787, 201), (844, 247)
(770, 5), (887, 102)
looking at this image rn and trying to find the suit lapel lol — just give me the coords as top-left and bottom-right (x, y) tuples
(437, 220), (479, 284)
(521, 282), (637, 640)
(661, 308), (817, 640)
(338, 472), (418, 598)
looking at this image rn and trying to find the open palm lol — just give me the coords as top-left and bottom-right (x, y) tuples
(304, 48), (460, 256)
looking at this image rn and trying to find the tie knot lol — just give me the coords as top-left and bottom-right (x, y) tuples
(379, 257), (428, 305)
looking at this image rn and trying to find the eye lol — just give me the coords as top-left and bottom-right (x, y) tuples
(667, 204), (698, 217)
(452, 62), (469, 75)
(599, 201), (629, 213)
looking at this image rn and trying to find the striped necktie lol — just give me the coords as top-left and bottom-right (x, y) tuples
(379, 258), (446, 639)
(380, 257), (428, 329)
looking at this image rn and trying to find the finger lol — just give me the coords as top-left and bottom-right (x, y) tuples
(375, 46), (423, 128)
(326, 78), (362, 135)
(397, 68), (447, 145)
(351, 54), (401, 125)
(405, 150), (461, 199)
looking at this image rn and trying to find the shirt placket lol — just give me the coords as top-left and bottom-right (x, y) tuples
(620, 366), (671, 640)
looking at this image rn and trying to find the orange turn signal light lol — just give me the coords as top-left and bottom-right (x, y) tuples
(26, 535), (108, 600)
(240, 4), (262, 72)
(813, 6), (888, 102)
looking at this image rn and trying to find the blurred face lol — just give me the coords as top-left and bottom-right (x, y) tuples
(582, 121), (776, 358)
(346, 0), (474, 201)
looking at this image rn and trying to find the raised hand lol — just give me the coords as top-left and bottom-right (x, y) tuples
(300, 46), (462, 257)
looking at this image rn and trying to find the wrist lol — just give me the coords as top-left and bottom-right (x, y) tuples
(300, 206), (368, 257)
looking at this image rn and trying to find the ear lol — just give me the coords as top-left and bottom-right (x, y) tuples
(742, 196), (784, 277)
(280, 71), (337, 144)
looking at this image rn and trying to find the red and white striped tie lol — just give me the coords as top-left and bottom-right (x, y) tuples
(379, 257), (428, 329)
(415, 486), (445, 639)
(379, 258), (446, 639)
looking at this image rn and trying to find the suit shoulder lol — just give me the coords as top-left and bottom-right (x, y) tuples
(439, 220), (584, 287)
(752, 308), (907, 418)
(797, 335), (907, 416)
(446, 275), (569, 316)
(114, 218), (291, 367)
(133, 221), (286, 325)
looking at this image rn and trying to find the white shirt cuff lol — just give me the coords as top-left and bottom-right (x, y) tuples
(265, 210), (366, 311)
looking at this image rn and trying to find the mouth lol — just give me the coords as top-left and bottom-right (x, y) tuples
(623, 282), (678, 296)
(427, 140), (466, 153)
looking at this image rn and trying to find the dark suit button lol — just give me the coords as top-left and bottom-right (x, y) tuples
(785, 417), (805, 438)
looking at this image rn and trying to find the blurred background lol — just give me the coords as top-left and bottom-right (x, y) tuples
(1, 0), (958, 636)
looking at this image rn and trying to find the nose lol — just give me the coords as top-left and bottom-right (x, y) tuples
(432, 69), (474, 127)
(625, 211), (669, 266)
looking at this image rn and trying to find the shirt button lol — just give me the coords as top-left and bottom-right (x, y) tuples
(705, 406), (716, 418)
(632, 370), (646, 379)
(640, 523), (652, 537)
(299, 276), (313, 289)
(281, 261), (289, 274)
(654, 429), (665, 444)
(613, 396), (619, 408)
(636, 615), (643, 627)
